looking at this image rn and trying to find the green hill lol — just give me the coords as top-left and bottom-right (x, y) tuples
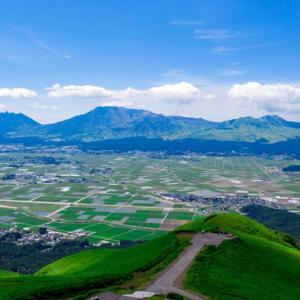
(0, 214), (299, 300)
(177, 213), (289, 244)
(0, 270), (19, 278)
(0, 233), (188, 300)
(242, 204), (300, 243)
(180, 214), (300, 300)
(37, 233), (182, 276)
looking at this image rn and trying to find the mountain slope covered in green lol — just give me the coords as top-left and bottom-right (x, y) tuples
(180, 214), (300, 300)
(4, 106), (300, 142)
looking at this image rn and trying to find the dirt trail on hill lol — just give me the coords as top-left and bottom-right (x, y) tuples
(146, 233), (231, 300)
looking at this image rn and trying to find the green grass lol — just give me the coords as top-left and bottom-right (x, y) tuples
(37, 233), (175, 276)
(168, 211), (194, 221)
(177, 213), (288, 244)
(0, 232), (186, 300)
(1, 211), (300, 300)
(0, 270), (19, 278)
(182, 214), (300, 300)
(184, 233), (300, 300)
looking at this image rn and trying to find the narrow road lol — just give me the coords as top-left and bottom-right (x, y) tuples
(147, 233), (230, 300)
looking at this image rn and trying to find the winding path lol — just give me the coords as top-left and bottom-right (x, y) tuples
(146, 233), (230, 300)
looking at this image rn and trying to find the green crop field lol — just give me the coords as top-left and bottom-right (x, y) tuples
(1, 152), (300, 244)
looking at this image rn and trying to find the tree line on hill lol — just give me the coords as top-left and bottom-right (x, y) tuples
(241, 205), (300, 244)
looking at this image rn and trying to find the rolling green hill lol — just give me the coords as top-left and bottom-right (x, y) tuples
(0, 270), (20, 278)
(0, 233), (188, 300)
(177, 213), (289, 244)
(180, 214), (300, 300)
(0, 214), (299, 300)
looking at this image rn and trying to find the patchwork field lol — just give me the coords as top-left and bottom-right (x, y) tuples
(0, 152), (299, 244)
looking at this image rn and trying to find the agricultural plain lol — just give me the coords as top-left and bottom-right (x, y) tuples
(0, 152), (300, 244)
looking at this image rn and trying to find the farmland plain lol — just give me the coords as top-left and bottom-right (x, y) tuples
(0, 151), (300, 244)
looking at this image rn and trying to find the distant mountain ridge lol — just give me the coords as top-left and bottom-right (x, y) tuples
(32, 106), (212, 142)
(0, 112), (39, 136)
(2, 106), (300, 142)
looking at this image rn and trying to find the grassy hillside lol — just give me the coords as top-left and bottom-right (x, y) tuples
(1, 214), (300, 300)
(37, 233), (180, 276)
(181, 214), (300, 300)
(0, 270), (20, 278)
(0, 233), (188, 300)
(177, 213), (287, 243)
(242, 204), (300, 243)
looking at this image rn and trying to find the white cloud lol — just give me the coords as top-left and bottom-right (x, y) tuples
(101, 100), (134, 107)
(46, 82), (219, 118)
(228, 82), (300, 113)
(3, 81), (300, 123)
(194, 29), (246, 40)
(0, 88), (37, 98)
(47, 82), (203, 102)
(64, 54), (72, 59)
(212, 43), (272, 54)
(148, 82), (201, 100)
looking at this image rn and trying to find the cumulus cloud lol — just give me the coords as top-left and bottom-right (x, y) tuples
(228, 82), (300, 113)
(101, 100), (134, 107)
(45, 81), (219, 118)
(47, 82), (203, 103)
(0, 88), (37, 98)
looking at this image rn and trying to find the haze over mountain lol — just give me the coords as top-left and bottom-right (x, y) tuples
(2, 106), (300, 143)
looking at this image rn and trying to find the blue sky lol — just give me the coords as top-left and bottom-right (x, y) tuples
(1, 0), (300, 123)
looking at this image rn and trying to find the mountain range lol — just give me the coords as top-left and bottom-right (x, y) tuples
(2, 106), (300, 143)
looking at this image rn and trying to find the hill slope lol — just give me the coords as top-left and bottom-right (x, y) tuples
(0, 233), (188, 300)
(241, 205), (300, 243)
(180, 214), (300, 300)
(208, 115), (300, 142)
(184, 233), (300, 300)
(0, 214), (299, 299)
